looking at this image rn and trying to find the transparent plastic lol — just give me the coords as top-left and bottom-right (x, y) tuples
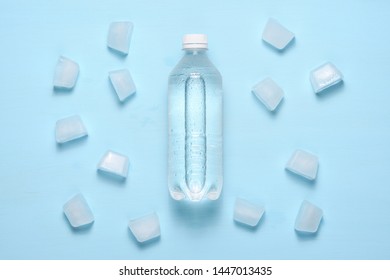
(168, 38), (223, 201)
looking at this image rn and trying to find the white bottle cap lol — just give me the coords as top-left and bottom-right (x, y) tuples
(182, 34), (208, 50)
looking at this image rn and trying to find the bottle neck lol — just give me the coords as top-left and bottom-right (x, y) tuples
(184, 49), (208, 55)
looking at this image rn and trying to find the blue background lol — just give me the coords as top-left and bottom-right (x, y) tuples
(1, 0), (389, 259)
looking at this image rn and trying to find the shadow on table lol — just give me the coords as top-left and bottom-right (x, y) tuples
(168, 194), (223, 229)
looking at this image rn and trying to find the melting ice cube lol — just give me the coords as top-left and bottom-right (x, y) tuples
(128, 212), (160, 243)
(234, 197), (265, 227)
(109, 69), (136, 102)
(63, 193), (94, 228)
(53, 56), (79, 90)
(252, 77), (284, 111)
(55, 115), (88, 144)
(107, 21), (133, 55)
(97, 150), (129, 179)
(262, 18), (295, 50)
(310, 62), (343, 93)
(295, 200), (323, 233)
(286, 149), (319, 180)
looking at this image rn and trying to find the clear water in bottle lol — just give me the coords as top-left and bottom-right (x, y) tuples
(168, 34), (223, 201)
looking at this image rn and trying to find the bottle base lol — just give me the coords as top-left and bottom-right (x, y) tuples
(168, 186), (221, 202)
(170, 190), (186, 201)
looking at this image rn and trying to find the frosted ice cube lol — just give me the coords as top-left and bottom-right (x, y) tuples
(53, 56), (79, 89)
(295, 200), (323, 233)
(310, 62), (343, 93)
(234, 197), (265, 227)
(107, 21), (133, 55)
(55, 115), (88, 144)
(128, 212), (160, 243)
(109, 69), (136, 102)
(262, 18), (295, 50)
(252, 77), (284, 111)
(63, 193), (94, 228)
(97, 150), (129, 179)
(286, 149), (319, 180)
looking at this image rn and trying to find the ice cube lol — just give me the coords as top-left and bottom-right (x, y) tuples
(295, 200), (323, 233)
(109, 69), (136, 102)
(107, 21), (133, 55)
(128, 212), (160, 243)
(262, 18), (295, 50)
(234, 197), (265, 227)
(55, 115), (88, 144)
(310, 62), (343, 93)
(286, 149), (319, 180)
(63, 193), (94, 228)
(252, 77), (284, 111)
(97, 150), (129, 179)
(53, 56), (79, 89)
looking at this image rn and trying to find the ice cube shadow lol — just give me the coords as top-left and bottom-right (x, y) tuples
(262, 38), (296, 54)
(62, 213), (94, 234)
(96, 169), (127, 186)
(285, 168), (317, 187)
(53, 86), (76, 94)
(56, 136), (88, 151)
(234, 212), (266, 232)
(252, 93), (284, 119)
(316, 81), (345, 99)
(107, 79), (136, 107)
(295, 218), (324, 240)
(107, 47), (128, 60)
(127, 228), (161, 249)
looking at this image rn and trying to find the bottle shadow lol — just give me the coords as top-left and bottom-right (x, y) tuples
(168, 194), (223, 229)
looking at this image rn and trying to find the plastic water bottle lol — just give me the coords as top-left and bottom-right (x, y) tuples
(168, 34), (223, 201)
